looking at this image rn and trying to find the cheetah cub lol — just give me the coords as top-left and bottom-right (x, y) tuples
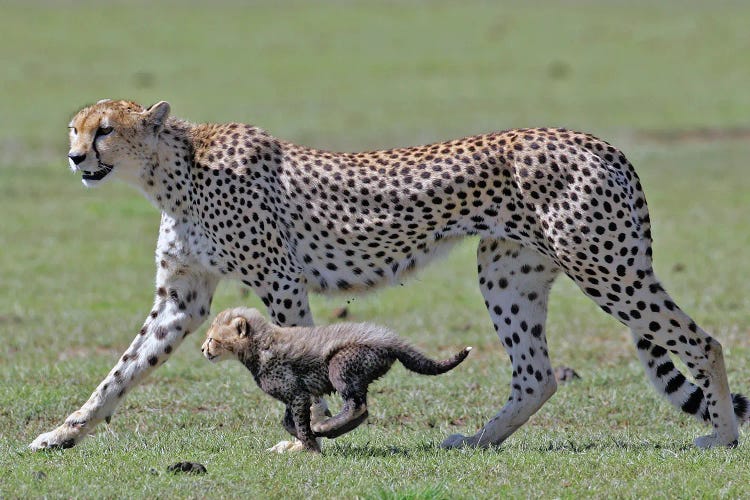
(201, 307), (471, 452)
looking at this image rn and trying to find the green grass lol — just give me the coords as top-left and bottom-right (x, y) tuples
(1, 1), (749, 498)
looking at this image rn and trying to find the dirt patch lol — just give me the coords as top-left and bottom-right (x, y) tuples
(0, 314), (23, 324)
(635, 126), (750, 144)
(167, 462), (207, 475)
(192, 404), (232, 414)
(331, 306), (349, 319)
(57, 345), (123, 361)
(554, 366), (581, 384)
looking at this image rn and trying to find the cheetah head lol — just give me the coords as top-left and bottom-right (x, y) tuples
(67, 99), (170, 187)
(201, 307), (268, 363)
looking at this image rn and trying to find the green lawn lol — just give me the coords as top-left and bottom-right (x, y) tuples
(1, 1), (749, 498)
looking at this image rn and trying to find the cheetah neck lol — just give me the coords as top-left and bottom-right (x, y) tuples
(136, 119), (195, 217)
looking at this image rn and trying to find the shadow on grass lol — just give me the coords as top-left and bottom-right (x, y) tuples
(326, 437), (694, 457)
(535, 437), (694, 453)
(324, 441), (438, 458)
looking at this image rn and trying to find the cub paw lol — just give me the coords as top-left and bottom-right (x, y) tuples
(267, 439), (296, 453)
(267, 439), (310, 453)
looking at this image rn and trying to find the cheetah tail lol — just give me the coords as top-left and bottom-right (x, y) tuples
(634, 336), (750, 424)
(395, 345), (472, 376)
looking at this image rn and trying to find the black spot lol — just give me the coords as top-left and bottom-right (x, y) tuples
(155, 326), (168, 340)
(651, 345), (667, 357)
(655, 361), (674, 378)
(530, 324), (543, 338)
(681, 388), (704, 414)
(665, 374), (686, 394)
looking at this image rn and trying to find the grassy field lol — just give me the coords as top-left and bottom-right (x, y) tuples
(1, 1), (749, 498)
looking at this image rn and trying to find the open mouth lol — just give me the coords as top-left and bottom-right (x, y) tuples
(81, 163), (113, 181)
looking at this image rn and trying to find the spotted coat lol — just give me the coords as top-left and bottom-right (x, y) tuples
(200, 307), (470, 451)
(29, 100), (748, 452)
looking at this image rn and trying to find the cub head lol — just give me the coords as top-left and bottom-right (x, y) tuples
(201, 307), (268, 363)
(67, 99), (170, 187)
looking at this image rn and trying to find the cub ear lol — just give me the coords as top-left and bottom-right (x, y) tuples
(144, 101), (171, 132)
(233, 317), (249, 337)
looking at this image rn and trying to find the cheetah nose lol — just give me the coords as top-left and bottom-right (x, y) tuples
(68, 153), (86, 165)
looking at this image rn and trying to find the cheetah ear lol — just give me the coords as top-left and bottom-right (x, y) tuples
(233, 317), (249, 337)
(144, 101), (171, 133)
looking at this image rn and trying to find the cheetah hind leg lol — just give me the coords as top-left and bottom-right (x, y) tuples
(627, 282), (741, 448)
(634, 329), (749, 446)
(443, 240), (560, 449)
(572, 267), (743, 448)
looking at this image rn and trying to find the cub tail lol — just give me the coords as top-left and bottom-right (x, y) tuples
(395, 345), (472, 375)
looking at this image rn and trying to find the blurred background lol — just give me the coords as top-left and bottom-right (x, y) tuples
(3, 1), (749, 163)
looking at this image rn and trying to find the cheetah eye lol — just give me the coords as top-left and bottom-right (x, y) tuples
(68, 126), (77, 135)
(96, 126), (113, 137)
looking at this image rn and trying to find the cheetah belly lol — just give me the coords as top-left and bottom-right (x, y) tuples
(297, 236), (462, 293)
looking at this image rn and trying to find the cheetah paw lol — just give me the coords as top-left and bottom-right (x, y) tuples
(29, 427), (79, 451)
(440, 433), (478, 449)
(694, 432), (739, 449)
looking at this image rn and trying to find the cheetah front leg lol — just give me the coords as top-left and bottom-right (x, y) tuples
(443, 239), (560, 449)
(29, 257), (218, 450)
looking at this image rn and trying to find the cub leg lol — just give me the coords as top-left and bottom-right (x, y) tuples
(282, 406), (297, 438)
(312, 346), (392, 438)
(290, 395), (321, 453)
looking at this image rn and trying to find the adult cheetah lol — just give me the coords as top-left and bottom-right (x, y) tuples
(30, 99), (748, 451)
